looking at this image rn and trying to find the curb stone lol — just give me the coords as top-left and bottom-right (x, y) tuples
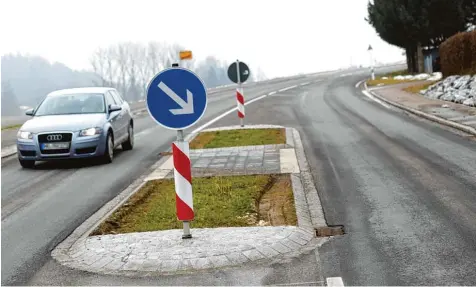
(51, 124), (328, 276)
(364, 81), (476, 137)
(1, 145), (17, 158)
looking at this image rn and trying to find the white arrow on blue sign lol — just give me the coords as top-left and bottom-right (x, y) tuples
(146, 67), (208, 130)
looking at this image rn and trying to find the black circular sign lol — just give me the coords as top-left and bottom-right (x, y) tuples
(227, 61), (250, 84)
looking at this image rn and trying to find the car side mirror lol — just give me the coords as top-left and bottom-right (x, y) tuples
(109, 104), (122, 113)
(25, 109), (34, 116)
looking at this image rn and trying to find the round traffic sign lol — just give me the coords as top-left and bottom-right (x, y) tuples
(227, 61), (250, 84)
(146, 67), (208, 130)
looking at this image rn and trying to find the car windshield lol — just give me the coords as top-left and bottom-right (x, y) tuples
(34, 93), (106, 116)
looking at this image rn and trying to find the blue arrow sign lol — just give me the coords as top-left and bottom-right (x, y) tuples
(146, 67), (208, 130)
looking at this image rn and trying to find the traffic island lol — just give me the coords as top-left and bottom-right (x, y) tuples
(51, 125), (328, 276)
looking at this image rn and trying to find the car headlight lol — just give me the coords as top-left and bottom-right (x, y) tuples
(79, 127), (102, 137)
(17, 131), (33, 140)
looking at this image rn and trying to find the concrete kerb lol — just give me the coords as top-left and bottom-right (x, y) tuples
(51, 124), (328, 276)
(363, 81), (476, 137)
(1, 145), (18, 158)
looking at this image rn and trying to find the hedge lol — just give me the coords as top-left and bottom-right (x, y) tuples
(440, 30), (476, 77)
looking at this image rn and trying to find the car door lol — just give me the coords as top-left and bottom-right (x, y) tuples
(110, 90), (129, 138)
(105, 92), (124, 144)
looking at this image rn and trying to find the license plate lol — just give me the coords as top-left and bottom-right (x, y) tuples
(41, 142), (70, 150)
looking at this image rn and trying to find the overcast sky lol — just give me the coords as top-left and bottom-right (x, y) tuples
(1, 0), (404, 79)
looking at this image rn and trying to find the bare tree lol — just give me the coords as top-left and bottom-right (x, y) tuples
(135, 44), (149, 99)
(114, 42), (129, 99)
(125, 42), (145, 102)
(147, 41), (169, 76)
(89, 41), (232, 100)
(89, 48), (108, 86)
(105, 46), (118, 88)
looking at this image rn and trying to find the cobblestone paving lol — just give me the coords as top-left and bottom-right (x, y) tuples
(54, 227), (317, 275)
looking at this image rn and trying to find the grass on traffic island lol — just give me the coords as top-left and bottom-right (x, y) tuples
(1, 124), (22, 131)
(366, 69), (417, 87)
(402, 81), (437, 94)
(91, 174), (297, 235)
(189, 128), (286, 149)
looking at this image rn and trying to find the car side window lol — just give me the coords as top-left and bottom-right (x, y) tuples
(105, 92), (117, 107)
(111, 90), (124, 104)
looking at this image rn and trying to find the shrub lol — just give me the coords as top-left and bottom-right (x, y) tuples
(440, 30), (476, 77)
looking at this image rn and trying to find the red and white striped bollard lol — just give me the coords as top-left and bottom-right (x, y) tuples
(172, 130), (193, 239)
(237, 87), (245, 127)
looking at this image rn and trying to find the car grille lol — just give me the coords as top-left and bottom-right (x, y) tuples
(38, 132), (73, 154)
(38, 133), (73, 143)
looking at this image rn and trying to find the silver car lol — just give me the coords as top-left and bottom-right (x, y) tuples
(16, 87), (134, 168)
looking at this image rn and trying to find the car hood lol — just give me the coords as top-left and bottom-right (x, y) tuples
(21, 114), (107, 133)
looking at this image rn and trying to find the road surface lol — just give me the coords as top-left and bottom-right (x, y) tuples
(212, 72), (476, 285)
(1, 73), (334, 286)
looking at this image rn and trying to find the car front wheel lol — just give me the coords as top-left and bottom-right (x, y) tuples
(102, 132), (114, 164)
(19, 159), (35, 169)
(122, 124), (134, 151)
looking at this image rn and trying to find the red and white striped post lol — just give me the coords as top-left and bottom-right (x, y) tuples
(171, 61), (194, 239)
(237, 87), (245, 126)
(172, 130), (194, 239)
(236, 60), (245, 127)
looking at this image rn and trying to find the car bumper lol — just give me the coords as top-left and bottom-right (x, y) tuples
(17, 133), (107, 161)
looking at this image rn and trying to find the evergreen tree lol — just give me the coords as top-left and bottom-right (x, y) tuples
(367, 0), (475, 73)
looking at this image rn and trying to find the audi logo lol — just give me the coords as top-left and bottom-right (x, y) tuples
(47, 134), (63, 141)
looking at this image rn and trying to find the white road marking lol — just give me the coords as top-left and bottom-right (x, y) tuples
(279, 85), (298, 92)
(300, 81), (310, 86)
(268, 91), (277, 96)
(246, 94), (267, 105)
(326, 277), (344, 286)
(191, 107), (237, 134)
(362, 90), (391, 109)
(355, 80), (365, 88)
(280, 148), (300, 173)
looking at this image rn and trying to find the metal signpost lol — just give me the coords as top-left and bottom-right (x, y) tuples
(146, 51), (207, 239)
(368, 45), (375, 80)
(227, 60), (250, 127)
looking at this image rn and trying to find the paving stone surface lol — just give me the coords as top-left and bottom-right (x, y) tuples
(56, 227), (317, 274)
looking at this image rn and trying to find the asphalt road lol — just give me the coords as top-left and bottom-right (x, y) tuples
(213, 73), (476, 285)
(1, 72), (336, 286)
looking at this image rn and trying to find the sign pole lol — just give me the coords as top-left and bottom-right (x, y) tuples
(368, 45), (375, 80)
(236, 60), (245, 127)
(147, 51), (204, 241)
(171, 60), (193, 239)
